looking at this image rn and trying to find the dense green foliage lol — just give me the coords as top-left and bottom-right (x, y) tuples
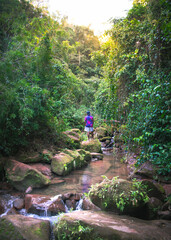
(0, 0), (170, 177)
(93, 0), (171, 176)
(0, 0), (100, 155)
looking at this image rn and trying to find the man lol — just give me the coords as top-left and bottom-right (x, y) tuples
(84, 111), (94, 139)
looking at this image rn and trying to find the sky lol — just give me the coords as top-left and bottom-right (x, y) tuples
(47, 0), (133, 35)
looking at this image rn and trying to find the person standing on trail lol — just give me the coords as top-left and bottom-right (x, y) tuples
(84, 111), (94, 139)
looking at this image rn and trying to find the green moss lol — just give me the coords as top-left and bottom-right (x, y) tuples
(54, 219), (104, 240)
(33, 227), (43, 237)
(51, 153), (74, 176)
(88, 177), (149, 214)
(9, 169), (50, 191)
(81, 139), (101, 153)
(0, 218), (24, 240)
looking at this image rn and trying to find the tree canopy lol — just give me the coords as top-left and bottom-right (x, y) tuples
(93, 0), (171, 175)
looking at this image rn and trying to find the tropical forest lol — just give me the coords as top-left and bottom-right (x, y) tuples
(0, 0), (170, 239)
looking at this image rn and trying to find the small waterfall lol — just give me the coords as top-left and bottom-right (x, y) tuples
(76, 198), (83, 210)
(0, 194), (18, 217)
(19, 207), (60, 240)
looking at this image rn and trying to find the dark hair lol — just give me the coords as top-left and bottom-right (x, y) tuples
(87, 111), (90, 115)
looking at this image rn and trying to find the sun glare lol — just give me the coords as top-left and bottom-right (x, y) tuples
(47, 0), (133, 35)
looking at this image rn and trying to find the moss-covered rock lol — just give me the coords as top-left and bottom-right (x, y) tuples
(95, 127), (108, 139)
(51, 149), (91, 176)
(53, 215), (103, 240)
(5, 160), (50, 191)
(64, 149), (91, 168)
(76, 149), (91, 163)
(81, 139), (101, 153)
(16, 149), (53, 164)
(88, 177), (150, 219)
(53, 210), (171, 240)
(99, 136), (112, 142)
(63, 129), (81, 149)
(51, 152), (73, 176)
(0, 215), (50, 240)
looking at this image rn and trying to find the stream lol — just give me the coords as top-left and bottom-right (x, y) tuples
(0, 149), (129, 239)
(32, 150), (128, 195)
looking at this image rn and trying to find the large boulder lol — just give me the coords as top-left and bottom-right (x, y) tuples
(81, 139), (101, 153)
(51, 152), (73, 176)
(88, 177), (150, 219)
(95, 127), (108, 139)
(5, 160), (50, 191)
(0, 215), (50, 240)
(54, 210), (171, 240)
(51, 149), (91, 176)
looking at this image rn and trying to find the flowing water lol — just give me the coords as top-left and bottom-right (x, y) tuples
(32, 150), (128, 196)
(0, 149), (128, 240)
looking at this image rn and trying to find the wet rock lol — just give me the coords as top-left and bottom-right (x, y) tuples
(95, 127), (108, 139)
(63, 129), (81, 148)
(0, 215), (50, 240)
(65, 199), (76, 210)
(0, 194), (18, 216)
(81, 139), (101, 153)
(62, 193), (82, 201)
(62, 193), (82, 210)
(5, 160), (50, 191)
(25, 194), (66, 216)
(54, 210), (171, 240)
(13, 198), (25, 210)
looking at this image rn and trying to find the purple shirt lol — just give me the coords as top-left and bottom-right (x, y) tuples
(85, 115), (93, 127)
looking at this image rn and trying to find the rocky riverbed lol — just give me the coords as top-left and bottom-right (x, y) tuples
(0, 127), (170, 240)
